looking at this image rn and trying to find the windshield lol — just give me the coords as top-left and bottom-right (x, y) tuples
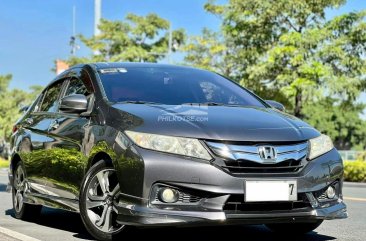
(98, 67), (266, 107)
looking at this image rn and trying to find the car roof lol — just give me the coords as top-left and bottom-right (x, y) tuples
(73, 62), (198, 71)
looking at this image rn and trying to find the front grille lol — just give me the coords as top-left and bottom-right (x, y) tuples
(206, 141), (308, 174)
(178, 192), (201, 203)
(222, 159), (303, 174)
(224, 194), (311, 212)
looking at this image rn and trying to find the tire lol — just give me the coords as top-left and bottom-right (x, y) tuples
(12, 162), (42, 221)
(265, 220), (323, 234)
(80, 160), (125, 241)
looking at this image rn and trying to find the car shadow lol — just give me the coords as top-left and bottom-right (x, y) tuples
(6, 208), (336, 241)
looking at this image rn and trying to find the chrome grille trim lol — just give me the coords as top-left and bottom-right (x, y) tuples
(206, 141), (309, 164)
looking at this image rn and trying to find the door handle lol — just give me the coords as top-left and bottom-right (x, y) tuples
(25, 118), (33, 125)
(49, 120), (60, 131)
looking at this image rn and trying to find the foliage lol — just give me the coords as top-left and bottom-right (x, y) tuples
(184, 0), (366, 149)
(344, 160), (366, 182)
(0, 74), (42, 141)
(0, 157), (9, 168)
(357, 152), (366, 161)
(184, 28), (231, 75)
(66, 13), (186, 66)
(303, 98), (366, 150)
(186, 0), (366, 114)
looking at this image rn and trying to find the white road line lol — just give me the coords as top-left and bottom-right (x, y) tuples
(0, 226), (41, 241)
(344, 196), (366, 202)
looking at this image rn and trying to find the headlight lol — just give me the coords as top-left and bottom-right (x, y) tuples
(125, 131), (212, 160)
(308, 134), (334, 160)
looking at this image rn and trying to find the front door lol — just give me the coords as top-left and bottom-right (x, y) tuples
(46, 71), (93, 200)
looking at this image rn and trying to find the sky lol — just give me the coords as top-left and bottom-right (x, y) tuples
(0, 0), (365, 106)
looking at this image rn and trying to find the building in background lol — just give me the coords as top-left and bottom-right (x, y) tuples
(55, 60), (70, 75)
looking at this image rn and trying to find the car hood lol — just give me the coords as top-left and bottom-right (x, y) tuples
(110, 104), (320, 142)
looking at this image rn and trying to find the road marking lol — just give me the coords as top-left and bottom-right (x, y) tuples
(344, 196), (366, 202)
(0, 226), (41, 241)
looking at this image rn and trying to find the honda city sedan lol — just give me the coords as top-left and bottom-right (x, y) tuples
(9, 63), (347, 240)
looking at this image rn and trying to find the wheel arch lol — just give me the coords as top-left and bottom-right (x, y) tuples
(10, 154), (22, 174)
(87, 151), (114, 171)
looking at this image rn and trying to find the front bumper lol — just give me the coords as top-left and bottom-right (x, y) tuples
(115, 147), (347, 226)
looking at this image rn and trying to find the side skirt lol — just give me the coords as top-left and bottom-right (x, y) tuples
(24, 192), (80, 213)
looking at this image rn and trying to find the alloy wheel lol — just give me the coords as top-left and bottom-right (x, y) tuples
(13, 165), (25, 212)
(85, 168), (123, 233)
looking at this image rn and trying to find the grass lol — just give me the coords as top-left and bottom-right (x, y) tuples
(0, 157), (9, 168)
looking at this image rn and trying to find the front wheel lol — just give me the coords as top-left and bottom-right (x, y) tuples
(265, 220), (323, 234)
(80, 160), (125, 241)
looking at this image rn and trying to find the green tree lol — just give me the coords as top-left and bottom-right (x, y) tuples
(0, 74), (42, 140)
(188, 0), (366, 118)
(66, 13), (185, 65)
(303, 99), (366, 150)
(184, 28), (231, 76)
(184, 28), (291, 106)
(185, 0), (366, 149)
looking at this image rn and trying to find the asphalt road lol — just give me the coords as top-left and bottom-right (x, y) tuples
(0, 168), (365, 241)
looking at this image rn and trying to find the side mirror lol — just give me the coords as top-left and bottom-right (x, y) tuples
(266, 100), (285, 112)
(60, 94), (88, 113)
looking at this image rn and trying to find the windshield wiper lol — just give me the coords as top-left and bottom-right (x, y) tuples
(182, 102), (225, 106)
(117, 100), (162, 105)
(182, 102), (253, 108)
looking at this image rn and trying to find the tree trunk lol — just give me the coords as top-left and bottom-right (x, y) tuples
(294, 89), (303, 118)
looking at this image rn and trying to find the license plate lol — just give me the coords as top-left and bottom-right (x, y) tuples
(245, 180), (297, 202)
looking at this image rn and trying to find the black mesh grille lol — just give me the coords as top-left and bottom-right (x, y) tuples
(224, 193), (311, 212)
(221, 159), (304, 174)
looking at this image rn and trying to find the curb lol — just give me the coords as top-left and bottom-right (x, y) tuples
(344, 182), (366, 188)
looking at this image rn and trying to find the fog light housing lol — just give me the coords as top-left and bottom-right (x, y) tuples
(158, 188), (179, 203)
(326, 186), (336, 199)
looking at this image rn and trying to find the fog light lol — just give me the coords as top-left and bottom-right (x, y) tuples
(326, 186), (336, 199)
(159, 188), (179, 203)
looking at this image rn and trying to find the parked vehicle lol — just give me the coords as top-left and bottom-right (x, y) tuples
(0, 141), (10, 160)
(9, 63), (347, 241)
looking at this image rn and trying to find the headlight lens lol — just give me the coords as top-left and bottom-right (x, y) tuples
(308, 134), (334, 160)
(125, 131), (212, 160)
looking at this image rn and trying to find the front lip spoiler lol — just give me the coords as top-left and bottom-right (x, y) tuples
(115, 201), (347, 226)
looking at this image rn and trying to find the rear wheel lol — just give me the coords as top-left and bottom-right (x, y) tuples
(265, 220), (323, 234)
(12, 162), (42, 220)
(80, 160), (125, 241)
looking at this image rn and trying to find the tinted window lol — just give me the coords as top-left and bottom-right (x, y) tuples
(31, 93), (44, 113)
(65, 78), (89, 96)
(40, 81), (63, 112)
(98, 67), (265, 107)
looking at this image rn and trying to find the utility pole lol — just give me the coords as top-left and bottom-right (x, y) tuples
(94, 0), (102, 55)
(70, 5), (79, 55)
(73, 5), (76, 37)
(94, 0), (102, 36)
